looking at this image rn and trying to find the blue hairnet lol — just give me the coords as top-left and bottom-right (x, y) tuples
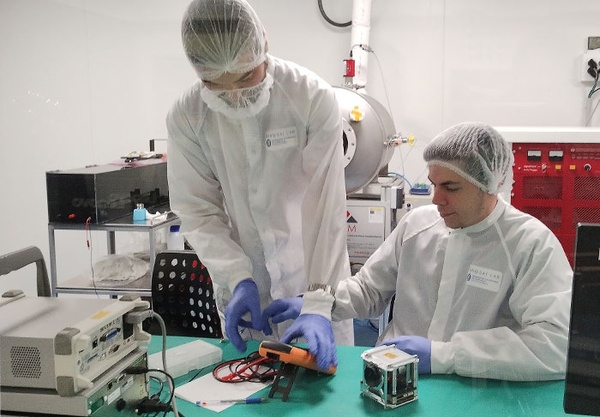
(423, 122), (514, 194)
(181, 0), (267, 81)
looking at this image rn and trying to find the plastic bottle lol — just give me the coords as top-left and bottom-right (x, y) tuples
(133, 203), (147, 222)
(167, 224), (185, 250)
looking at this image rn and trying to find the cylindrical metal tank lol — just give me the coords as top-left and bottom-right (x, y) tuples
(334, 87), (396, 193)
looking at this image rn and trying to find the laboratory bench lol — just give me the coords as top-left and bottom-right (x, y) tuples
(0, 336), (576, 417)
(156, 337), (574, 417)
(48, 209), (179, 297)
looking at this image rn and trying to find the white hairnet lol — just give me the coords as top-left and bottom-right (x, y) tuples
(182, 0), (267, 81)
(423, 122), (514, 194)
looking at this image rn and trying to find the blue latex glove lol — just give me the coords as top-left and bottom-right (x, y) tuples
(261, 296), (303, 335)
(280, 313), (337, 371)
(224, 279), (263, 352)
(379, 335), (431, 374)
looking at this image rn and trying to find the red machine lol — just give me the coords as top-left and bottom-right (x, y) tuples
(511, 142), (600, 265)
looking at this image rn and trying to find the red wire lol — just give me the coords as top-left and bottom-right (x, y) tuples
(212, 354), (278, 383)
(85, 217), (92, 248)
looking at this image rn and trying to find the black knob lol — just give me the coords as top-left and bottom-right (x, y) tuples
(115, 398), (127, 412)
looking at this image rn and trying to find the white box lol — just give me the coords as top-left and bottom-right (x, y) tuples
(148, 339), (223, 380)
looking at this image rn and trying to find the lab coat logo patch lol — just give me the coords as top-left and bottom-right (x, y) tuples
(466, 265), (501, 292)
(265, 127), (297, 150)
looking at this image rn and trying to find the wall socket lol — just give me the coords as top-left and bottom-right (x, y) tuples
(582, 36), (600, 83)
(581, 50), (600, 83)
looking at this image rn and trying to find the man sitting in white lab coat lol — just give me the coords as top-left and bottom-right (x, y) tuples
(265, 122), (573, 381)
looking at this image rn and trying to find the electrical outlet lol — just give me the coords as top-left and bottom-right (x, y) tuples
(581, 50), (600, 83)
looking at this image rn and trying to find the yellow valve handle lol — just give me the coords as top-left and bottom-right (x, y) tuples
(350, 105), (364, 122)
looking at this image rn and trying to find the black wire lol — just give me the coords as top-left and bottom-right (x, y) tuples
(145, 368), (176, 409)
(148, 375), (165, 400)
(187, 364), (213, 383)
(589, 70), (600, 98)
(317, 0), (351, 28)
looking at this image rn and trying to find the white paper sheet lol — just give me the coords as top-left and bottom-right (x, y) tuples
(174, 372), (271, 413)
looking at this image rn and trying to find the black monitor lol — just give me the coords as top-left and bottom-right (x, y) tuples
(564, 223), (600, 416)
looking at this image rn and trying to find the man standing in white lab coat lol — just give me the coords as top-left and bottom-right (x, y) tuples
(167, 0), (352, 368)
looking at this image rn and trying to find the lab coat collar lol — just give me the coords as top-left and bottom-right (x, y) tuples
(450, 197), (506, 235)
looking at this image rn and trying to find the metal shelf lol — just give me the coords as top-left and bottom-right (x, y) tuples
(48, 209), (179, 297)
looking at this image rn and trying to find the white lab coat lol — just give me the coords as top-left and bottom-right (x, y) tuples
(333, 198), (573, 380)
(167, 55), (353, 344)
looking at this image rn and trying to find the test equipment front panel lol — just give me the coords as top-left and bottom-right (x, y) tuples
(511, 142), (600, 265)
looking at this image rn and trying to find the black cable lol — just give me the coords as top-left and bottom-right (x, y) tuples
(187, 364), (213, 383)
(148, 375), (166, 399)
(125, 367), (176, 415)
(317, 0), (351, 28)
(588, 70), (600, 98)
(147, 369), (176, 407)
(136, 397), (171, 414)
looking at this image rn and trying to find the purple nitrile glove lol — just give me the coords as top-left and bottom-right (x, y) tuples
(261, 296), (303, 335)
(280, 313), (337, 371)
(379, 335), (432, 374)
(224, 279), (263, 352)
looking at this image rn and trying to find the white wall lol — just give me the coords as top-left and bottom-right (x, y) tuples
(1, 0), (599, 295)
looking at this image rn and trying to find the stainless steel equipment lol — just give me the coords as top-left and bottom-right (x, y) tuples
(336, 87), (404, 335)
(336, 87), (404, 272)
(335, 86), (399, 194)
